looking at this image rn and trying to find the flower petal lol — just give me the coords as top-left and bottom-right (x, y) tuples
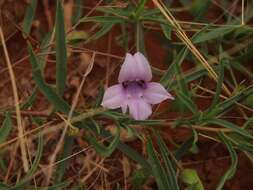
(127, 98), (152, 120)
(118, 52), (152, 83)
(101, 84), (125, 109)
(118, 53), (136, 83)
(143, 82), (174, 104)
(133, 52), (152, 81)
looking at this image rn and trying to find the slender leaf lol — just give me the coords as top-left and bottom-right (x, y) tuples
(88, 23), (114, 41)
(80, 16), (125, 23)
(176, 91), (198, 114)
(14, 134), (43, 188)
(95, 7), (130, 17)
(193, 26), (236, 44)
(28, 43), (70, 113)
(22, 0), (37, 37)
(55, 0), (67, 96)
(207, 119), (253, 139)
(26, 134), (43, 176)
(209, 58), (224, 109)
(191, 0), (211, 21)
(155, 131), (180, 190)
(161, 24), (172, 40)
(38, 32), (52, 70)
(0, 113), (12, 144)
(136, 21), (146, 54)
(147, 138), (170, 190)
(134, 0), (147, 18)
(160, 48), (188, 89)
(72, 0), (83, 25)
(216, 133), (238, 190)
(54, 136), (74, 183)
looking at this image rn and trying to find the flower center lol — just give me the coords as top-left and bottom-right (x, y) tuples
(122, 80), (146, 99)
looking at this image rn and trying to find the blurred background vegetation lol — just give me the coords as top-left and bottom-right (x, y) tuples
(0, 0), (253, 189)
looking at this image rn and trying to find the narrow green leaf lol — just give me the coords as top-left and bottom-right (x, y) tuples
(218, 86), (253, 110)
(147, 138), (170, 190)
(142, 8), (161, 17)
(80, 16), (125, 23)
(28, 43), (70, 113)
(161, 24), (172, 40)
(127, 119), (163, 126)
(209, 58), (224, 109)
(56, 0), (67, 96)
(87, 23), (114, 42)
(193, 26), (236, 44)
(54, 136), (74, 183)
(14, 134), (43, 188)
(94, 84), (104, 108)
(38, 32), (52, 70)
(216, 133), (238, 190)
(26, 134), (43, 176)
(155, 131), (180, 190)
(96, 7), (130, 17)
(0, 113), (12, 144)
(191, 0), (211, 21)
(134, 0), (147, 18)
(207, 119), (253, 139)
(22, 0), (37, 37)
(176, 91), (198, 114)
(72, 0), (83, 25)
(136, 21), (146, 54)
(204, 86), (253, 118)
(160, 48), (188, 89)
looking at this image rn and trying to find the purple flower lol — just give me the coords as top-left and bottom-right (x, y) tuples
(101, 52), (174, 120)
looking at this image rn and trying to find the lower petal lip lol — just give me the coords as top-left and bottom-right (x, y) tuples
(101, 84), (126, 109)
(127, 98), (152, 120)
(142, 82), (174, 105)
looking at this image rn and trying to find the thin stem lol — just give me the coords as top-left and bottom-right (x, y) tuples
(242, 0), (245, 25)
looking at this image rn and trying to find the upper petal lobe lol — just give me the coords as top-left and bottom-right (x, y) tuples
(133, 52), (152, 82)
(118, 52), (152, 83)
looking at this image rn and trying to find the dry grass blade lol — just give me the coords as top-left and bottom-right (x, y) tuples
(0, 26), (29, 172)
(81, 158), (106, 183)
(152, 0), (231, 96)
